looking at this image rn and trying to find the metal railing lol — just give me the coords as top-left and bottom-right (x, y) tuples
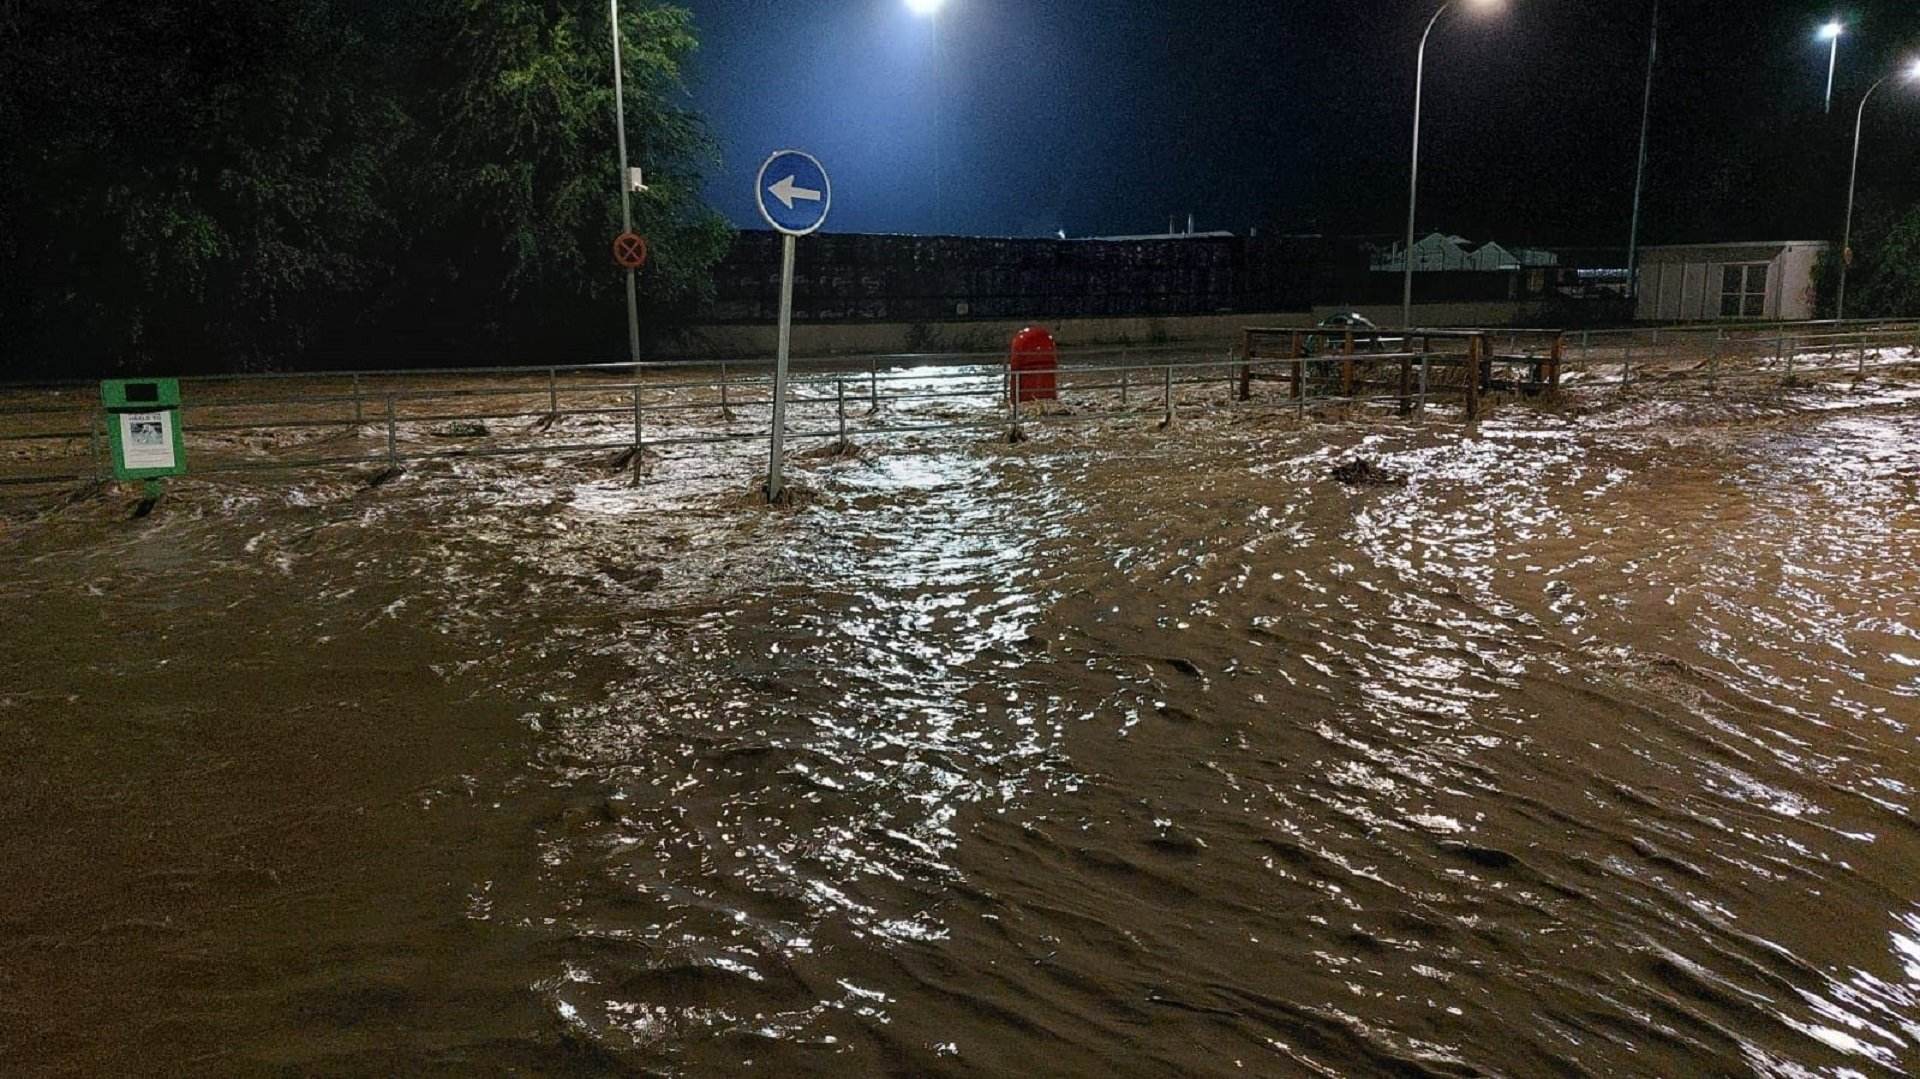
(3, 326), (1917, 492)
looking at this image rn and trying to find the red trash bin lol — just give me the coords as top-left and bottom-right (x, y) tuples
(1008, 326), (1059, 404)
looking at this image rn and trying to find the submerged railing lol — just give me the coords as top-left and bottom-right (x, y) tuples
(1, 322), (1917, 491)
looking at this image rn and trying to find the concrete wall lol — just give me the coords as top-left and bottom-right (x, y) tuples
(1776, 244), (1823, 321)
(667, 302), (1547, 359)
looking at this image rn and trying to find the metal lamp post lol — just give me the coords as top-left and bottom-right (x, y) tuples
(1402, 0), (1503, 331)
(1837, 60), (1920, 322)
(1626, 0), (1659, 302)
(610, 0), (641, 366)
(1820, 21), (1845, 115)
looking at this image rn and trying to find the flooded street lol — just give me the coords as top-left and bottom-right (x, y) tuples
(5, 375), (1920, 1075)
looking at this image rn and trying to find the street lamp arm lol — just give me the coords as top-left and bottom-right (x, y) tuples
(1402, 1), (1454, 329)
(1838, 73), (1891, 322)
(1422, 2), (1455, 48)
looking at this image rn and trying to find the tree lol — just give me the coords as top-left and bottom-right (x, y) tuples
(1813, 196), (1920, 320)
(384, 0), (730, 360)
(1843, 203), (1920, 318)
(0, 0), (729, 377)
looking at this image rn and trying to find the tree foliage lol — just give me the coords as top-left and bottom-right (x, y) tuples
(1812, 195), (1920, 320)
(1837, 201), (1920, 319)
(0, 0), (730, 376)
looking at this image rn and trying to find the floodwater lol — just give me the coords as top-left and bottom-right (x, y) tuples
(4, 368), (1920, 1076)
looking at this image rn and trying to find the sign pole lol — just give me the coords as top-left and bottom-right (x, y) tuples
(753, 148), (831, 505)
(768, 233), (797, 502)
(610, 0), (641, 368)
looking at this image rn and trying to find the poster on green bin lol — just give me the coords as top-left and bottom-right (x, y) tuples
(101, 379), (188, 481)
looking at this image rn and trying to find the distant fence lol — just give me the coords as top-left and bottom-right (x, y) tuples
(705, 231), (1359, 323)
(703, 231), (1628, 324)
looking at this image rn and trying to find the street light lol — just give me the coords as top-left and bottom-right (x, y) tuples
(1626, 0), (1660, 303)
(1402, 0), (1504, 331)
(1820, 20), (1845, 114)
(906, 0), (948, 233)
(1836, 58), (1920, 321)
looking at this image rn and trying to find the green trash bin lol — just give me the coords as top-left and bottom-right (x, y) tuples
(101, 379), (188, 483)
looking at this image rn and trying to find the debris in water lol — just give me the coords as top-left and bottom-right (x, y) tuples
(430, 421), (489, 439)
(363, 467), (403, 489)
(597, 561), (664, 591)
(754, 482), (818, 509)
(1329, 458), (1406, 487)
(798, 439), (863, 461)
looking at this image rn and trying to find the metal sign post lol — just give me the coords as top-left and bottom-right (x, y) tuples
(609, 0), (641, 367)
(754, 149), (832, 503)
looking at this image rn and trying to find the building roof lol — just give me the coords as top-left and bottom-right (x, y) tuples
(1640, 241), (1827, 264)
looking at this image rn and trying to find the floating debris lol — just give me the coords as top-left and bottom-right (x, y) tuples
(798, 439), (863, 461)
(430, 421), (489, 439)
(1329, 458), (1406, 486)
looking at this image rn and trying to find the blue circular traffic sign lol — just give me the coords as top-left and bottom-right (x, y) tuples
(755, 150), (832, 236)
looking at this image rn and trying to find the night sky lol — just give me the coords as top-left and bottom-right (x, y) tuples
(683, 1), (1920, 247)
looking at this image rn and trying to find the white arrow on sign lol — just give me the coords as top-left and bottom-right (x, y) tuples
(768, 174), (824, 210)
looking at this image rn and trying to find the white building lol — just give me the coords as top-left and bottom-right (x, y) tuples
(1634, 241), (1829, 322)
(1372, 233), (1561, 273)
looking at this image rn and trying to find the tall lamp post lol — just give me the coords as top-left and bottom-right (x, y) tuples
(1820, 21), (1845, 115)
(609, 0), (640, 366)
(1402, 0), (1504, 331)
(906, 0), (947, 233)
(1626, 0), (1659, 302)
(1837, 58), (1920, 321)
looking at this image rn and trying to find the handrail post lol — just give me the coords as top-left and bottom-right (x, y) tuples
(1465, 335), (1482, 421)
(719, 362), (730, 417)
(641, 378), (656, 478)
(548, 367), (558, 418)
(1342, 329), (1356, 399)
(1290, 331), (1304, 401)
(1236, 335), (1251, 402)
(352, 373), (364, 426)
(869, 356), (879, 413)
(385, 395), (398, 467)
(1010, 367), (1023, 441)
(1121, 364), (1130, 405)
(836, 378), (847, 449)
(1162, 365), (1174, 427)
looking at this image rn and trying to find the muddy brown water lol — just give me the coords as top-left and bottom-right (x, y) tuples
(4, 369), (1920, 1076)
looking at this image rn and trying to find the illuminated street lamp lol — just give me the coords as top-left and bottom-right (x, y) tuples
(1402, 0), (1504, 331)
(1837, 58), (1920, 321)
(906, 0), (948, 233)
(1820, 20), (1845, 114)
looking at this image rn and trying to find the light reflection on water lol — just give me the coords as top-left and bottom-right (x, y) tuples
(4, 372), (1920, 1073)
